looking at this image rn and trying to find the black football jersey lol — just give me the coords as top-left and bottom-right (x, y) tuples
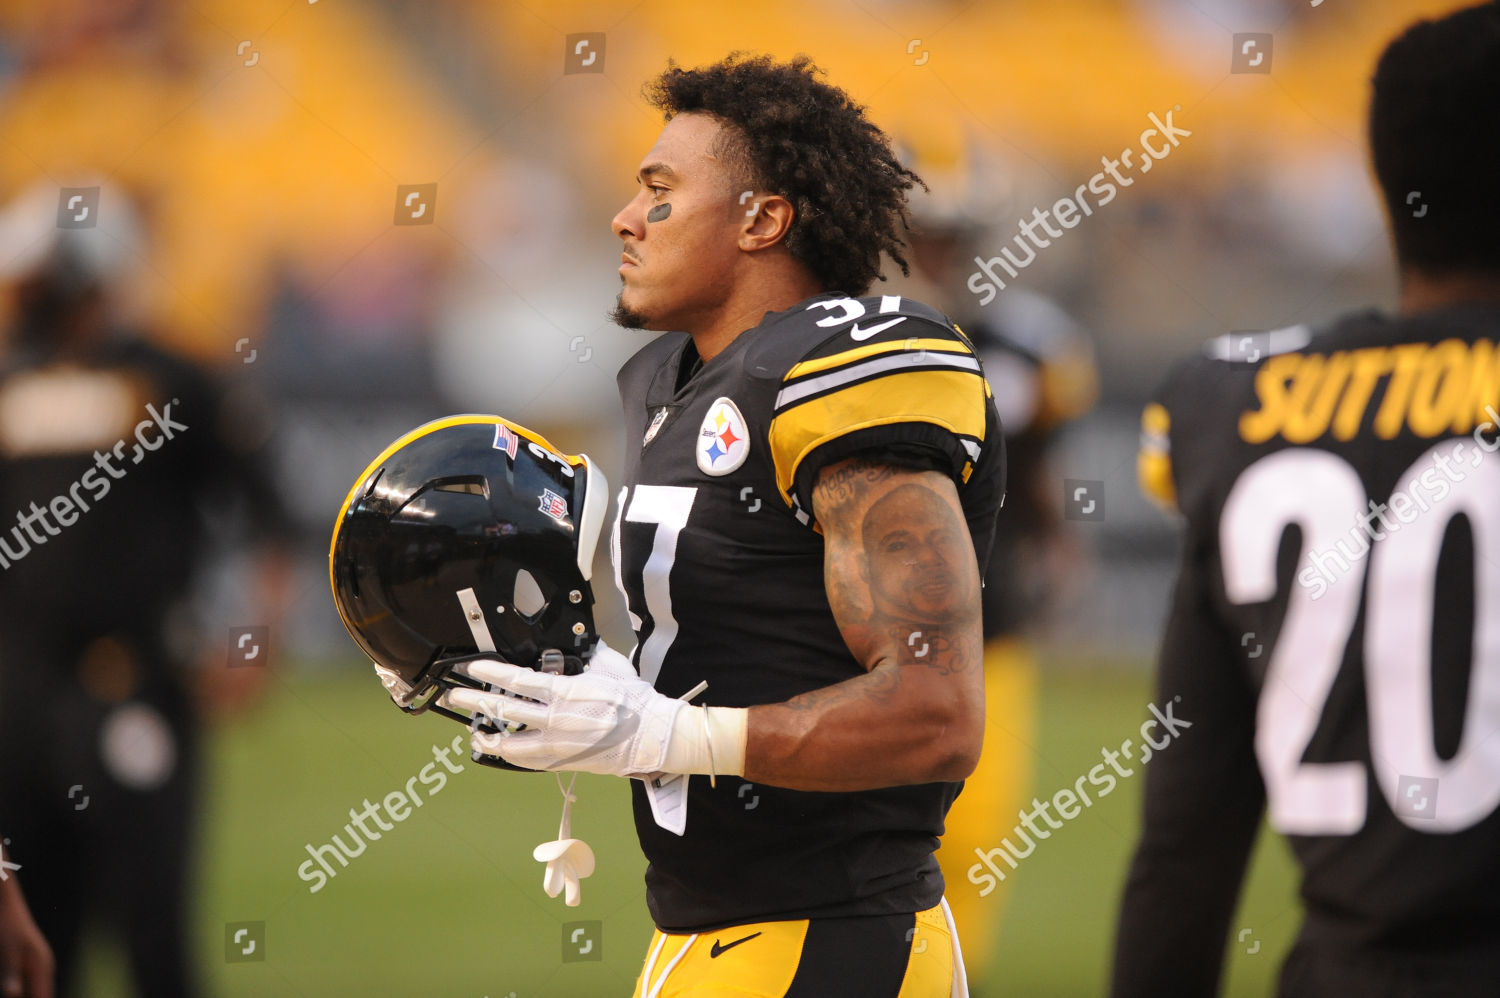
(0, 336), (288, 674)
(611, 291), (1006, 932)
(1114, 303), (1500, 996)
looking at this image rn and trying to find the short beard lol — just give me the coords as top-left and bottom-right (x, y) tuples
(610, 290), (650, 329)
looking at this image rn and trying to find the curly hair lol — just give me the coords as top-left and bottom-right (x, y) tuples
(644, 53), (924, 297)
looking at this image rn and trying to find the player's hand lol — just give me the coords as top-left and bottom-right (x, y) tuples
(445, 642), (685, 777)
(0, 869), (54, 998)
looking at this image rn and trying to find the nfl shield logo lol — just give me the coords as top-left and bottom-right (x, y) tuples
(643, 406), (670, 446)
(539, 489), (569, 521)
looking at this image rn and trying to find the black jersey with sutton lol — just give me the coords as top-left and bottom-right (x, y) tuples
(612, 291), (1005, 933)
(1115, 303), (1500, 997)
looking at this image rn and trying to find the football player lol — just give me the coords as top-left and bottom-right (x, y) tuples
(445, 55), (1005, 996)
(0, 187), (294, 998)
(1113, 5), (1500, 996)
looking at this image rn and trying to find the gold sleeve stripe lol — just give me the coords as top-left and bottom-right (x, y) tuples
(769, 368), (988, 505)
(784, 337), (973, 382)
(1137, 402), (1176, 510)
(776, 350), (982, 411)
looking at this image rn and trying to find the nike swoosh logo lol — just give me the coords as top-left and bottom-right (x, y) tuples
(849, 316), (906, 340)
(709, 931), (762, 958)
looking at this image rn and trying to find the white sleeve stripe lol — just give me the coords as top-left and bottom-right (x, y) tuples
(774, 352), (981, 410)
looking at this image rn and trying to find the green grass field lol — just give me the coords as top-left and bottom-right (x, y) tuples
(75, 663), (1302, 997)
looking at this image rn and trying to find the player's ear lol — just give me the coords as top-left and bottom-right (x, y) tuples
(736, 194), (794, 252)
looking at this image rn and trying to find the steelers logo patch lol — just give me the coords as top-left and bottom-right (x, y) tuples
(696, 397), (750, 476)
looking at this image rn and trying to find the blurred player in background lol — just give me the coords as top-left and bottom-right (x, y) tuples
(446, 54), (1005, 996)
(0, 186), (294, 998)
(892, 135), (1098, 990)
(1115, 4), (1500, 996)
(0, 851), (52, 998)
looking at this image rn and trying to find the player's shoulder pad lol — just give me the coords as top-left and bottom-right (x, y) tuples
(743, 293), (968, 381)
(1138, 324), (1312, 513)
(752, 293), (993, 519)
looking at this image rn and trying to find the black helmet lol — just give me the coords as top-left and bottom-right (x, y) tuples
(330, 415), (609, 722)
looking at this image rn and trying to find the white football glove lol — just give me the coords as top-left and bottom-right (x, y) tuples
(443, 641), (748, 779)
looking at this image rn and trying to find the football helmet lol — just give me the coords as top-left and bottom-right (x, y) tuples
(330, 415), (609, 764)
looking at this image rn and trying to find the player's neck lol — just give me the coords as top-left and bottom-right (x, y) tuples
(1398, 269), (1500, 317)
(688, 267), (824, 363)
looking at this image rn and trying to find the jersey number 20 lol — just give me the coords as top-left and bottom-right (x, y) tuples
(1221, 444), (1500, 835)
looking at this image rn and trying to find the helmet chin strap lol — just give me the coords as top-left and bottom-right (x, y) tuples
(455, 587), (509, 737)
(456, 586), (595, 905)
(456, 587), (498, 652)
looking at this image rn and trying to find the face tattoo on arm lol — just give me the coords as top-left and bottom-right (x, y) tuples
(860, 482), (977, 675)
(777, 462), (983, 715)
